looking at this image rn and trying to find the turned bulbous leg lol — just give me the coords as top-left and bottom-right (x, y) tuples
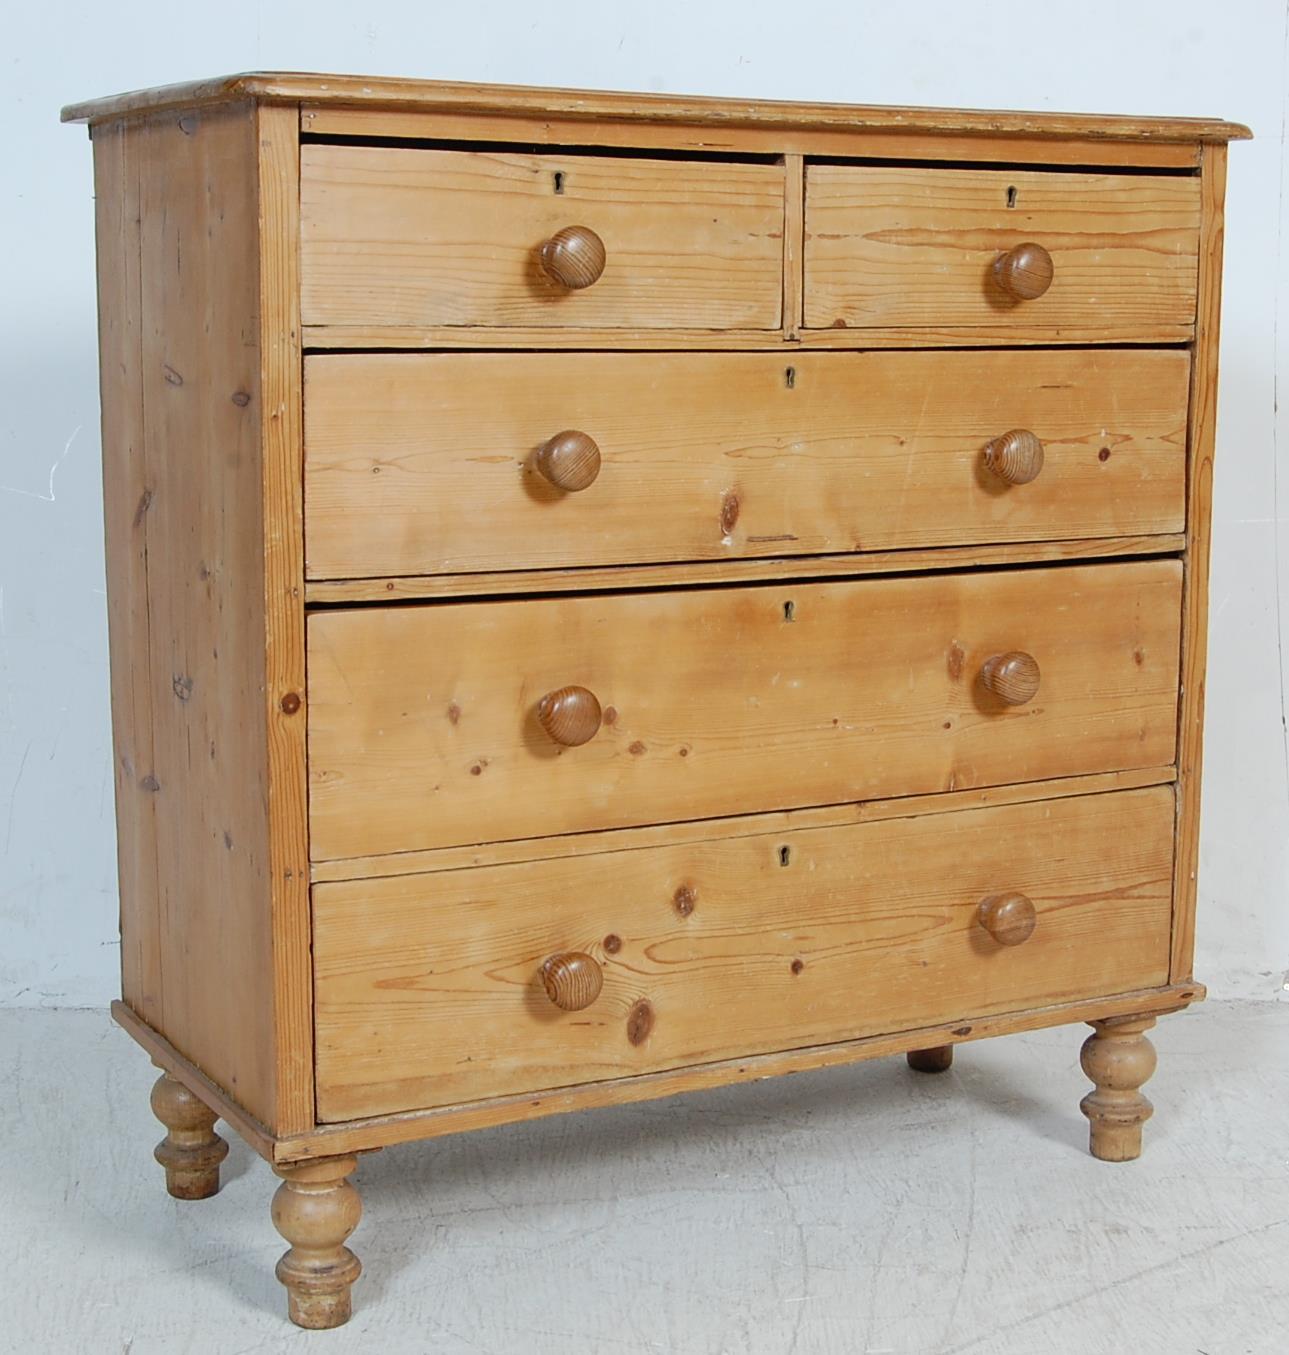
(1079, 1015), (1158, 1162)
(150, 1071), (228, 1200)
(272, 1155), (363, 1329)
(907, 1045), (954, 1073)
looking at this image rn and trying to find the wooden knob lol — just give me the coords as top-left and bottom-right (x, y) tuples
(539, 226), (606, 289)
(979, 651), (1041, 706)
(537, 685), (602, 746)
(977, 892), (1038, 946)
(993, 242), (1054, 300)
(541, 952), (604, 1011)
(536, 430), (601, 492)
(983, 429), (1044, 485)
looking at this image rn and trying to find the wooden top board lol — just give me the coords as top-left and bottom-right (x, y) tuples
(62, 71), (1251, 142)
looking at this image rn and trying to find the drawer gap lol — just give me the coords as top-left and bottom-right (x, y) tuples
(802, 153), (1198, 177)
(301, 131), (783, 165)
(303, 545), (1187, 612)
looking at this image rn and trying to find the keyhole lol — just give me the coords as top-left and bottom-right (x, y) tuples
(1006, 185), (1018, 209)
(783, 600), (795, 622)
(779, 845), (792, 867)
(553, 171), (566, 195)
(785, 366), (796, 389)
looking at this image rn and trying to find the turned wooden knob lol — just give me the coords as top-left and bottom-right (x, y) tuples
(993, 242), (1054, 300)
(541, 951), (604, 1010)
(977, 891), (1038, 946)
(537, 685), (602, 746)
(979, 651), (1041, 705)
(535, 430), (601, 492)
(983, 429), (1044, 485)
(539, 226), (606, 289)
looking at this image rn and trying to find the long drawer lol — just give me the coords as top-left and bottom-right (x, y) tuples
(313, 785), (1175, 1120)
(303, 349), (1189, 579)
(804, 165), (1201, 334)
(306, 560), (1182, 861)
(300, 145), (785, 330)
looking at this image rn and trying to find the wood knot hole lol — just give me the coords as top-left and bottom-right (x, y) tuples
(627, 999), (654, 1046)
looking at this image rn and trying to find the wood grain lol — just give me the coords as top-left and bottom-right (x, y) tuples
(312, 786), (1175, 1120)
(91, 104), (309, 1133)
(805, 165), (1201, 333)
(303, 349), (1189, 579)
(93, 117), (161, 1032)
(103, 105), (276, 1125)
(298, 107), (1207, 169)
(301, 322), (1198, 350)
(116, 984), (1204, 1163)
(303, 535), (1187, 606)
(306, 561), (1182, 861)
(1171, 144), (1229, 982)
(60, 72), (1252, 144)
(256, 105), (314, 1135)
(783, 153), (804, 338)
(300, 145), (784, 330)
(309, 766), (1177, 885)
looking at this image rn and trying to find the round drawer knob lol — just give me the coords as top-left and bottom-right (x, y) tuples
(541, 951), (604, 1011)
(979, 651), (1041, 706)
(536, 430), (601, 492)
(539, 225), (606, 289)
(983, 429), (1045, 485)
(993, 242), (1054, 301)
(977, 891), (1038, 946)
(537, 685), (602, 746)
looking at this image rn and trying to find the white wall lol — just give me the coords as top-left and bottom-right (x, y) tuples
(3, 0), (1286, 1007)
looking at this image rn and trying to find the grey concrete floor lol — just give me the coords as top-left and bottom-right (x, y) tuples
(2, 1003), (1287, 1354)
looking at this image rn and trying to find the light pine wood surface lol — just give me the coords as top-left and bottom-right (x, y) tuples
(1172, 144), (1229, 983)
(71, 72), (1244, 1327)
(306, 560), (1182, 861)
(92, 105), (281, 1127)
(303, 349), (1188, 579)
(303, 535), (1187, 605)
(61, 72), (1252, 145)
(805, 165), (1201, 333)
(310, 766), (1176, 885)
(313, 786), (1175, 1120)
(300, 145), (785, 330)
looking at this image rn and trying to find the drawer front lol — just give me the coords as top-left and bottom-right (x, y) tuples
(304, 349), (1188, 579)
(300, 146), (785, 330)
(804, 166), (1201, 333)
(307, 561), (1181, 861)
(313, 785), (1175, 1119)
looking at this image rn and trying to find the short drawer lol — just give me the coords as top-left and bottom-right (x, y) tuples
(304, 349), (1189, 579)
(313, 785), (1175, 1119)
(804, 165), (1201, 334)
(300, 145), (785, 330)
(306, 560), (1182, 861)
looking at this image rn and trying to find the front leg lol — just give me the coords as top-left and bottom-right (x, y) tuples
(1079, 1015), (1158, 1161)
(272, 1154), (363, 1328)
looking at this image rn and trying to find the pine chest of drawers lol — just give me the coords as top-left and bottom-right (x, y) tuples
(64, 74), (1249, 1328)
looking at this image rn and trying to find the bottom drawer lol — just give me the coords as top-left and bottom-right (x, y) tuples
(313, 785), (1174, 1121)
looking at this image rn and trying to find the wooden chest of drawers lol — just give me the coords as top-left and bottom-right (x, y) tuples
(64, 73), (1248, 1329)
